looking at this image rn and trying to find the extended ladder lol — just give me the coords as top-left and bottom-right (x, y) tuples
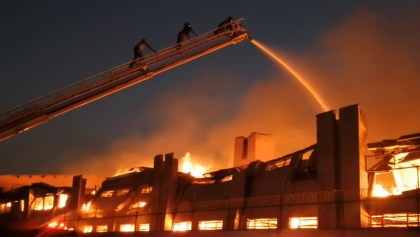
(0, 18), (249, 141)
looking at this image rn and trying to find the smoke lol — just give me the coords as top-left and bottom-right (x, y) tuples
(295, 8), (420, 142)
(59, 8), (420, 175)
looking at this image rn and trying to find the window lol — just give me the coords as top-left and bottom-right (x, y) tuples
(198, 220), (223, 230)
(44, 195), (54, 210)
(100, 190), (114, 197)
(246, 218), (277, 229)
(33, 197), (44, 210)
(120, 224), (135, 232)
(289, 217), (318, 229)
(19, 200), (24, 212)
(83, 226), (92, 233)
(370, 213), (420, 228)
(58, 193), (68, 208)
(141, 186), (152, 194)
(130, 201), (147, 209)
(266, 157), (291, 171)
(139, 223), (150, 232)
(0, 203), (11, 213)
(220, 175), (233, 182)
(172, 221), (192, 231)
(116, 189), (130, 196)
(96, 225), (108, 232)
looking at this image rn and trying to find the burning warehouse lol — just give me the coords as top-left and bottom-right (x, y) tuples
(0, 104), (419, 236)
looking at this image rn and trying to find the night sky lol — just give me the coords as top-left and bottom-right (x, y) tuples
(0, 0), (419, 175)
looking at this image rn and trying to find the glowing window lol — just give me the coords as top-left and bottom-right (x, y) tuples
(0, 203), (11, 213)
(370, 213), (420, 228)
(5, 202), (11, 212)
(96, 225), (108, 232)
(116, 189), (130, 196)
(100, 190), (114, 197)
(220, 175), (233, 182)
(58, 193), (68, 208)
(198, 220), (223, 230)
(266, 158), (291, 171)
(82, 201), (91, 212)
(141, 186), (153, 194)
(139, 223), (150, 232)
(44, 195), (54, 210)
(120, 224), (135, 232)
(246, 218), (277, 229)
(289, 217), (318, 229)
(83, 226), (92, 233)
(172, 221), (192, 231)
(130, 201), (147, 209)
(20, 200), (25, 212)
(33, 197), (44, 210)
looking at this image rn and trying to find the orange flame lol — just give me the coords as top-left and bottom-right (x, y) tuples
(180, 152), (210, 178)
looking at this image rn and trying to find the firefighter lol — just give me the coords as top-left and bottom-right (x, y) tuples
(129, 38), (157, 68)
(176, 22), (198, 49)
(215, 16), (234, 35)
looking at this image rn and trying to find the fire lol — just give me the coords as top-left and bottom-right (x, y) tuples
(372, 184), (390, 197)
(180, 152), (210, 178)
(82, 201), (91, 212)
(113, 167), (134, 177)
(372, 184), (401, 197)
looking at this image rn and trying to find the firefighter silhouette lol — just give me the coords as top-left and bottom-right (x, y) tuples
(176, 22), (198, 49)
(214, 16), (234, 35)
(129, 38), (157, 68)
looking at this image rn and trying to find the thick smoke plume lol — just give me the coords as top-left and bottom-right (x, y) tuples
(60, 9), (420, 176)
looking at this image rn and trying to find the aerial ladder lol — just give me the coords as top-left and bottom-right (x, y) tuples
(0, 19), (250, 142)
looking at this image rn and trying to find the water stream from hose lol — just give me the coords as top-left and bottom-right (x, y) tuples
(251, 39), (329, 112)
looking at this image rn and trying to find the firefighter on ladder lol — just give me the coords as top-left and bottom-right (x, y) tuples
(129, 38), (157, 68)
(176, 22), (198, 49)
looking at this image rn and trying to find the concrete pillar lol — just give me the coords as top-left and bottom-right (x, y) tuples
(71, 175), (86, 212)
(234, 136), (248, 167)
(151, 153), (179, 231)
(315, 109), (340, 229)
(338, 104), (369, 228)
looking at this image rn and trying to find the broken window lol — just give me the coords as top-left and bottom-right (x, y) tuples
(141, 186), (153, 194)
(198, 220), (223, 230)
(120, 224), (135, 232)
(370, 213), (420, 227)
(139, 223), (150, 231)
(246, 218), (277, 229)
(116, 189), (130, 196)
(172, 221), (192, 231)
(100, 190), (114, 197)
(289, 217), (318, 229)
(96, 225), (108, 232)
(266, 157), (291, 171)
